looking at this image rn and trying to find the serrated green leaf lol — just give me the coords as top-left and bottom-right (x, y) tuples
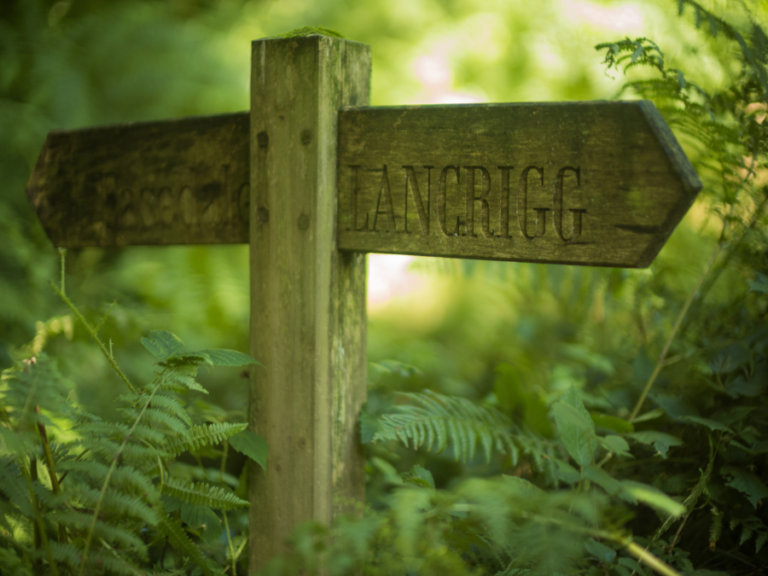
(551, 389), (597, 467)
(165, 422), (247, 456)
(599, 435), (632, 458)
(141, 330), (185, 361)
(162, 365), (208, 394)
(585, 537), (617, 563)
(583, 464), (623, 496)
(756, 530), (768, 553)
(590, 412), (634, 434)
(163, 478), (249, 510)
(555, 458), (581, 484)
(403, 465), (435, 489)
(627, 431), (682, 458)
(179, 502), (220, 531)
(359, 409), (379, 444)
(680, 415), (733, 433)
(189, 348), (260, 367)
(229, 429), (268, 471)
(157, 512), (219, 576)
(722, 466), (768, 508)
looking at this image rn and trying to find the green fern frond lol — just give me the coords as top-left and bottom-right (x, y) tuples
(73, 484), (158, 527)
(49, 538), (144, 576)
(162, 477), (249, 511)
(157, 512), (219, 576)
(0, 459), (34, 518)
(84, 436), (170, 471)
(0, 547), (33, 576)
(75, 418), (130, 440)
(165, 421), (247, 456)
(55, 508), (148, 555)
(1, 295), (256, 575)
(678, 0), (768, 101)
(132, 405), (189, 436)
(373, 390), (517, 463)
(83, 550), (145, 576)
(0, 354), (74, 431)
(140, 392), (192, 426)
(141, 330), (185, 361)
(120, 423), (167, 448)
(159, 365), (209, 394)
(59, 460), (160, 507)
(45, 541), (81, 572)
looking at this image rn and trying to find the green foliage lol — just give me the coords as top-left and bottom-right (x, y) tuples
(0, 293), (263, 575)
(372, 389), (520, 464)
(3, 0), (768, 574)
(264, 2), (768, 575)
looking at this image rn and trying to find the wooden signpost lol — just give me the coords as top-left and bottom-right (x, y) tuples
(26, 34), (701, 572)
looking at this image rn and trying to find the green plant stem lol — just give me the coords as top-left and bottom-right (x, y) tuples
(26, 457), (59, 576)
(620, 538), (681, 576)
(58, 247), (66, 295)
(51, 281), (137, 394)
(629, 246), (719, 422)
(35, 405), (61, 495)
(629, 186), (767, 422)
(223, 512), (237, 576)
(467, 500), (682, 576)
(78, 381), (159, 576)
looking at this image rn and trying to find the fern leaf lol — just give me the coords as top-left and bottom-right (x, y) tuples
(86, 551), (145, 576)
(160, 364), (209, 394)
(142, 329), (257, 368)
(121, 423), (166, 447)
(186, 348), (259, 367)
(373, 390), (515, 463)
(164, 421), (247, 456)
(75, 419), (130, 441)
(162, 477), (249, 511)
(56, 508), (148, 556)
(0, 459), (35, 518)
(136, 406), (189, 436)
(142, 392), (192, 426)
(74, 484), (158, 526)
(48, 540), (141, 576)
(0, 547), (34, 576)
(46, 541), (81, 573)
(156, 511), (219, 576)
(59, 460), (159, 504)
(141, 330), (185, 361)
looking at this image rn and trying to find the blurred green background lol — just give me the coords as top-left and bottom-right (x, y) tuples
(0, 0), (756, 417)
(4, 2), (768, 572)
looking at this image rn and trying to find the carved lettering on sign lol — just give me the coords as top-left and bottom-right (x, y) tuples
(342, 163), (587, 243)
(72, 165), (249, 235)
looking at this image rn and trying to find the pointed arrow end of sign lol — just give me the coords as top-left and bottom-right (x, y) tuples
(630, 100), (703, 267)
(26, 133), (60, 246)
(638, 100), (703, 197)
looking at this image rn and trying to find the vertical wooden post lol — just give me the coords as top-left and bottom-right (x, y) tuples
(248, 35), (370, 571)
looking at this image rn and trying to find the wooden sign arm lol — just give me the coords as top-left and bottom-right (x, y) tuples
(26, 112), (250, 247)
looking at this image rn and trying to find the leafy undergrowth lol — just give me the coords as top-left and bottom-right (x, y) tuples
(0, 285), (265, 575)
(262, 2), (768, 575)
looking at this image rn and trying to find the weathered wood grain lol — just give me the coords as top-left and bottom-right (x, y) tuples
(337, 101), (702, 267)
(26, 112), (249, 247)
(247, 36), (370, 570)
(27, 100), (700, 267)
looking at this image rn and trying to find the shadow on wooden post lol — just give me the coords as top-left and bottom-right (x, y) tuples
(248, 35), (371, 572)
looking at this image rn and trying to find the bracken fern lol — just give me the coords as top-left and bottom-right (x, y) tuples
(0, 287), (264, 575)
